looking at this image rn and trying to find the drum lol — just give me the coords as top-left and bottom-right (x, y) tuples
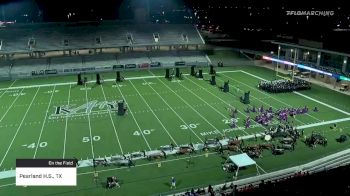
(264, 135), (272, 141)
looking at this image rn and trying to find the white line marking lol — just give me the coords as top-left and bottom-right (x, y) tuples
(0, 87), (41, 167)
(0, 183), (15, 188)
(294, 92), (350, 116)
(177, 79), (245, 135)
(130, 80), (178, 146)
(0, 76), (163, 91)
(84, 84), (95, 159)
(100, 84), (124, 154)
(63, 84), (71, 158)
(205, 54), (212, 64)
(114, 82), (152, 150)
(33, 85), (56, 158)
(240, 70), (350, 116)
(0, 71), (242, 91)
(144, 78), (204, 143)
(153, 73), (223, 137)
(0, 88), (25, 123)
(196, 26), (206, 44)
(0, 80), (17, 99)
(297, 117), (350, 129)
(186, 76), (265, 134)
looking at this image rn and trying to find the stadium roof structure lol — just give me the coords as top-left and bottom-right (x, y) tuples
(0, 21), (205, 54)
(271, 41), (350, 58)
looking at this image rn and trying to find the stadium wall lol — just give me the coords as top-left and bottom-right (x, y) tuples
(0, 52), (209, 80)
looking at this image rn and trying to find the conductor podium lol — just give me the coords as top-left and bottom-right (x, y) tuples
(209, 65), (215, 75)
(198, 69), (203, 78)
(219, 80), (229, 92)
(165, 69), (170, 79)
(116, 71), (123, 82)
(190, 66), (195, 76)
(96, 73), (101, 85)
(77, 73), (83, 85)
(240, 91), (250, 104)
(210, 75), (216, 85)
(175, 68), (180, 78)
(117, 100), (126, 116)
(223, 81), (229, 92)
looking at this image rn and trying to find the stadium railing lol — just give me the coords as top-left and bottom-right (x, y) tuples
(169, 148), (350, 196)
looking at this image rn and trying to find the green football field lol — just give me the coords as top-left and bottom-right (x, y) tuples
(0, 65), (349, 196)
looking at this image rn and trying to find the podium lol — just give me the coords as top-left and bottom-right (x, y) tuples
(165, 69), (170, 79)
(210, 75), (216, 85)
(198, 69), (203, 78)
(190, 66), (195, 76)
(117, 101), (125, 116)
(77, 73), (83, 85)
(240, 91), (250, 104)
(223, 81), (229, 92)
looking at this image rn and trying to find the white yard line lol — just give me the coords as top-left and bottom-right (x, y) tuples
(0, 80), (17, 99)
(144, 78), (204, 143)
(33, 86), (56, 158)
(177, 79), (248, 135)
(0, 88), (25, 123)
(185, 76), (266, 134)
(154, 75), (224, 137)
(0, 87), (41, 167)
(100, 84), (124, 154)
(218, 74), (308, 125)
(240, 70), (350, 116)
(297, 117), (350, 129)
(130, 80), (179, 146)
(0, 71), (242, 91)
(0, 76), (164, 91)
(84, 84), (95, 159)
(115, 83), (152, 151)
(205, 55), (212, 64)
(0, 183), (15, 188)
(294, 92), (350, 116)
(63, 84), (71, 158)
(311, 94), (350, 112)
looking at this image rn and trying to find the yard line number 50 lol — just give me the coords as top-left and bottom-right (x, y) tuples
(82, 136), (101, 142)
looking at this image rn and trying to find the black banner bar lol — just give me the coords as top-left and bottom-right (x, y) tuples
(16, 159), (77, 168)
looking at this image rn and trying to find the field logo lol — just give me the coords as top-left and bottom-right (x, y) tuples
(50, 100), (117, 119)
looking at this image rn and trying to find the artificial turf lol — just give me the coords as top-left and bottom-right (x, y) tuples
(0, 64), (349, 196)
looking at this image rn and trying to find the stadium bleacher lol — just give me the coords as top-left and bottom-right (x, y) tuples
(0, 22), (204, 53)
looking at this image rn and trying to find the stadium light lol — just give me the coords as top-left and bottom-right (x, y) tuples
(339, 76), (350, 81)
(263, 55), (350, 81)
(261, 56), (350, 80)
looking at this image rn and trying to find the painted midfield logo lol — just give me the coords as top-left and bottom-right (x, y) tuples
(50, 100), (117, 119)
